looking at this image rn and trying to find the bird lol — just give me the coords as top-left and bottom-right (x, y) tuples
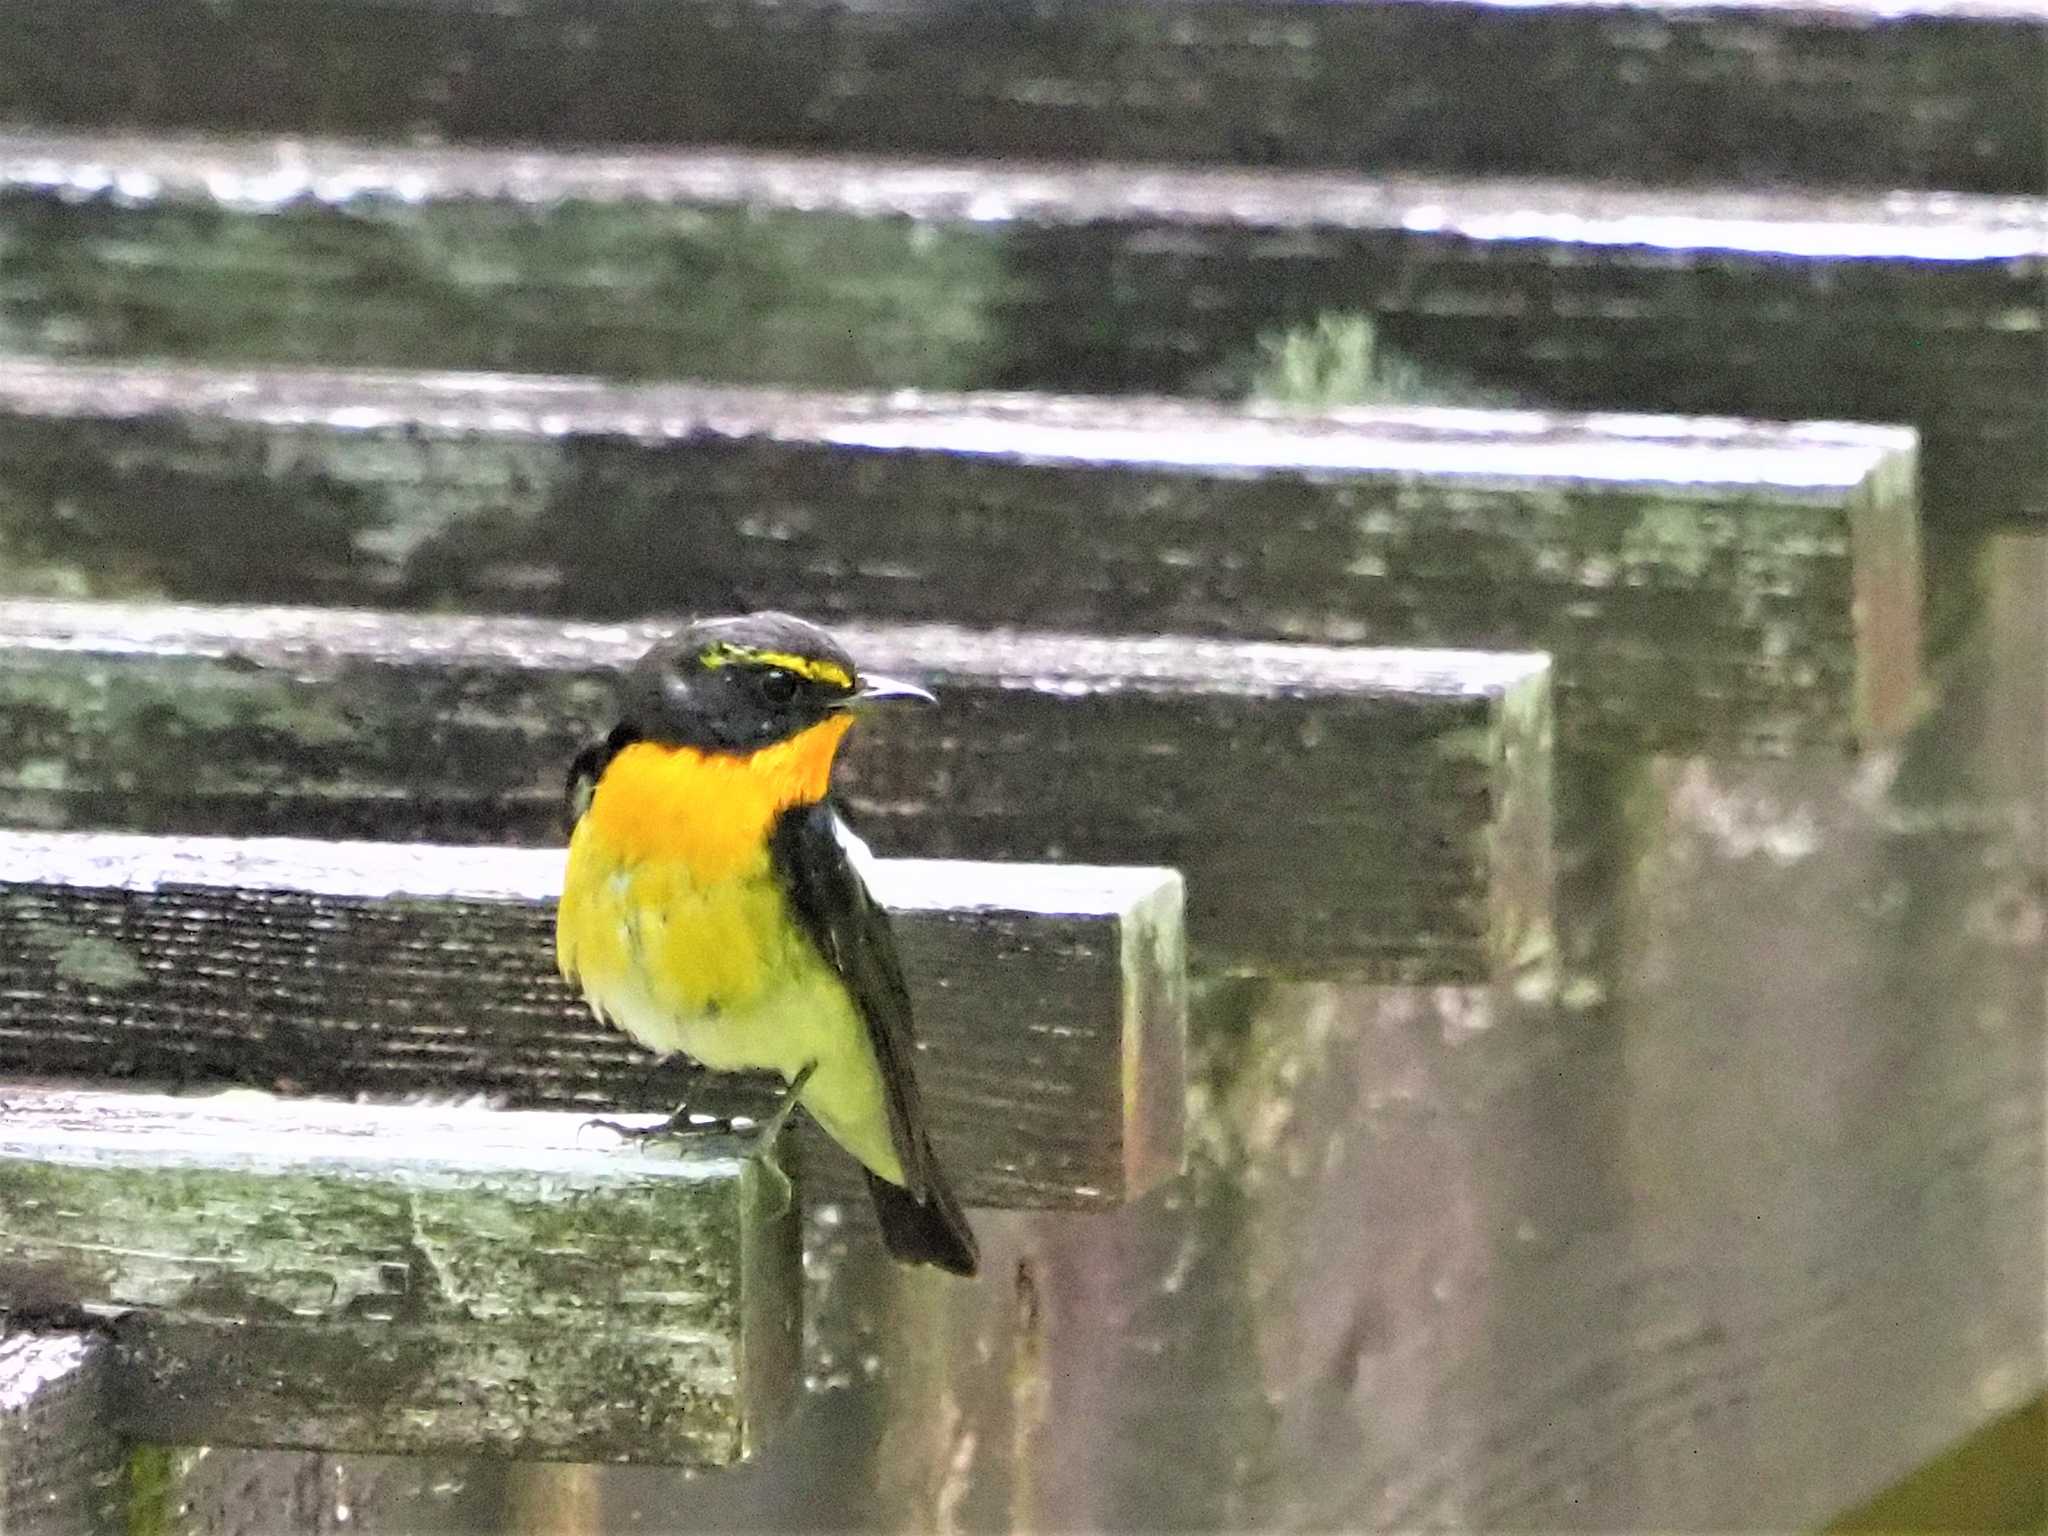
(555, 611), (979, 1276)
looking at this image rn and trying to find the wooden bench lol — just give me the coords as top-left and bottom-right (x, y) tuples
(0, 0), (2038, 193)
(0, 598), (1552, 983)
(0, 363), (1919, 758)
(0, 131), (2037, 515)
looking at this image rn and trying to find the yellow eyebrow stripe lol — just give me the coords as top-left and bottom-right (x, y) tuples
(700, 643), (853, 690)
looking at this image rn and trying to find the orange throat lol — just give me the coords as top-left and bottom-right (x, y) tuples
(578, 716), (855, 882)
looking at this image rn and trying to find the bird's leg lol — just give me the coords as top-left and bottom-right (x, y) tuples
(747, 1060), (818, 1216)
(584, 1057), (737, 1143)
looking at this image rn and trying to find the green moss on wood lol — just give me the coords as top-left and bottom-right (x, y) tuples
(0, 1091), (791, 1464)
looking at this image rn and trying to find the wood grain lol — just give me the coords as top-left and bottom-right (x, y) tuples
(1008, 532), (2048, 1530)
(0, 596), (1551, 982)
(0, 361), (1919, 757)
(0, 131), (2033, 514)
(0, 0), (2039, 194)
(0, 829), (1186, 1211)
(0, 1327), (122, 1534)
(0, 1086), (799, 1465)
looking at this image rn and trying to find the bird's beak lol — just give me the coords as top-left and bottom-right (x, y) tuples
(840, 675), (937, 711)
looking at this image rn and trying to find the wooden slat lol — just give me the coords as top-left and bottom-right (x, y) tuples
(0, 361), (1920, 757)
(0, 598), (1552, 983)
(119, 1445), (513, 1536)
(0, 0), (2038, 193)
(0, 1328), (122, 1535)
(1013, 536), (2047, 1528)
(0, 131), (2036, 513)
(0, 831), (1186, 1211)
(0, 1086), (799, 1465)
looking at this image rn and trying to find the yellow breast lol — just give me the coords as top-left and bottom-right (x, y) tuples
(553, 720), (855, 1045)
(552, 726), (904, 1182)
(571, 725), (852, 884)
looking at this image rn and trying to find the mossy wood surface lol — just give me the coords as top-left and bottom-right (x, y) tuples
(0, 1086), (799, 1465)
(0, 1328), (122, 1535)
(0, 0), (2039, 194)
(0, 830), (1187, 1210)
(0, 597), (1550, 983)
(0, 362), (1922, 756)
(0, 133), (2034, 511)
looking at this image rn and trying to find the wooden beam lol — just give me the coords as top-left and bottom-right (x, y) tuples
(0, 830), (1186, 1211)
(0, 0), (2037, 194)
(0, 1327), (122, 1535)
(0, 130), (2034, 513)
(0, 597), (1551, 983)
(0, 361), (1919, 756)
(0, 1086), (799, 1465)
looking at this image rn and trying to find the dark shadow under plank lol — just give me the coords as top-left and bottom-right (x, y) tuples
(0, 0), (2038, 194)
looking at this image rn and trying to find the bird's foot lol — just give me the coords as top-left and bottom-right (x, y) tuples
(583, 1058), (735, 1145)
(582, 1103), (737, 1146)
(746, 1061), (818, 1217)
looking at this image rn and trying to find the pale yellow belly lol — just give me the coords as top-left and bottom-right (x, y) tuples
(557, 837), (904, 1184)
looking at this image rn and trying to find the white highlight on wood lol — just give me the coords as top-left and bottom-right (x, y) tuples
(0, 590), (1558, 702)
(0, 131), (2039, 261)
(0, 1085), (746, 1186)
(0, 358), (1919, 491)
(0, 827), (1183, 921)
(0, 1331), (100, 1415)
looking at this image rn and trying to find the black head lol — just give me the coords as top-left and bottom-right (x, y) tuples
(617, 611), (931, 754)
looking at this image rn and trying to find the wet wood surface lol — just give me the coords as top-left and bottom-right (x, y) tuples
(0, 132), (2035, 513)
(0, 11), (2034, 1520)
(0, 830), (1186, 1211)
(0, 363), (1920, 757)
(0, 0), (2038, 193)
(0, 1327), (123, 1535)
(420, 539), (2035, 1532)
(0, 597), (1552, 982)
(0, 1086), (800, 1465)
(998, 531), (2046, 1530)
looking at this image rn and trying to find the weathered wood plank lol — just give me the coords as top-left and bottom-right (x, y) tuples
(1006, 542), (2047, 1532)
(0, 0), (2038, 194)
(0, 1085), (799, 1465)
(0, 598), (1551, 983)
(0, 132), (2036, 513)
(0, 830), (1186, 1210)
(119, 1445), (512, 1536)
(91, 571), (2045, 1529)
(0, 1327), (122, 1535)
(0, 362), (1920, 757)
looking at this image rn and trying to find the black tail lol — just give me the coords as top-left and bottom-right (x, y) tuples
(867, 1153), (979, 1277)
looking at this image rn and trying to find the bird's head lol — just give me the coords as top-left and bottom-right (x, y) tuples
(620, 611), (934, 754)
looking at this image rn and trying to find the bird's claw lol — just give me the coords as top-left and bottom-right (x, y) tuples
(581, 1108), (737, 1147)
(586, 1063), (816, 1218)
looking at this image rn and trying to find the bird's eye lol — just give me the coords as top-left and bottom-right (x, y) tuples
(759, 668), (800, 704)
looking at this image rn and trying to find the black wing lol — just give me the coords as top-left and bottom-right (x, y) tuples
(769, 800), (978, 1275)
(768, 799), (931, 1194)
